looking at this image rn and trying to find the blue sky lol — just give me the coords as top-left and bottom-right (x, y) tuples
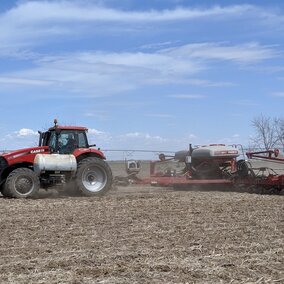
(0, 0), (284, 159)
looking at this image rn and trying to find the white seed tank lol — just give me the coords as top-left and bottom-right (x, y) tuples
(34, 154), (77, 174)
(192, 145), (239, 159)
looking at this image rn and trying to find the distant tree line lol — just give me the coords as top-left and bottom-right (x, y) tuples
(251, 114), (284, 150)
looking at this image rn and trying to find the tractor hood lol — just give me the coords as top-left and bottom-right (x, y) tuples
(1, 146), (49, 165)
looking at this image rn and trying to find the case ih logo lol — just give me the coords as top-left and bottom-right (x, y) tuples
(30, 149), (45, 154)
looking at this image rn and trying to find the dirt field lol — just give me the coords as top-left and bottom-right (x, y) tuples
(0, 184), (283, 284)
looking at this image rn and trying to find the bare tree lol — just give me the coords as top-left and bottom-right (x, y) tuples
(275, 117), (284, 149)
(251, 114), (279, 150)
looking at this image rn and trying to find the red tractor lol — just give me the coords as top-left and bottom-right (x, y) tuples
(0, 120), (113, 198)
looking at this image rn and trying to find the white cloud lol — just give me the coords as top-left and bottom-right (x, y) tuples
(88, 128), (112, 141)
(84, 111), (109, 121)
(141, 41), (180, 50)
(0, 128), (39, 150)
(123, 132), (166, 142)
(0, 1), (282, 55)
(162, 42), (278, 64)
(0, 49), (203, 96)
(168, 94), (206, 99)
(187, 134), (197, 140)
(88, 128), (105, 135)
(0, 2), (279, 98)
(271, 92), (284, 97)
(1, 2), (256, 24)
(0, 40), (274, 96)
(16, 128), (38, 137)
(0, 77), (53, 86)
(146, 113), (174, 118)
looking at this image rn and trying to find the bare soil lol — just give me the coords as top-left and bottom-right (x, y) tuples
(0, 184), (283, 284)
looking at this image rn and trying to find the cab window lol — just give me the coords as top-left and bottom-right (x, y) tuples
(48, 131), (57, 152)
(78, 131), (88, 148)
(58, 131), (77, 154)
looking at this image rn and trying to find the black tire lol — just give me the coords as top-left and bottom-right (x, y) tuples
(76, 157), (112, 196)
(1, 183), (12, 197)
(0, 184), (4, 197)
(3, 168), (40, 198)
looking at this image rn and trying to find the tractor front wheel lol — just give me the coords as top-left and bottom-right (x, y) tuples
(0, 184), (5, 197)
(3, 168), (40, 198)
(76, 157), (112, 196)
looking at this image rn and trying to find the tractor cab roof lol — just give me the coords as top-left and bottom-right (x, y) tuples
(47, 120), (88, 132)
(48, 125), (88, 132)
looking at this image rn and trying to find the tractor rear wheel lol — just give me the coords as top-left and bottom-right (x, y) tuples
(3, 168), (40, 198)
(76, 157), (112, 196)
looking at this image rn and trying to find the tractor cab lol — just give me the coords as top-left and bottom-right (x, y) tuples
(38, 120), (90, 154)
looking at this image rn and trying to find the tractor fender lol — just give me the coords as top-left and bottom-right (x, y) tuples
(73, 148), (106, 161)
